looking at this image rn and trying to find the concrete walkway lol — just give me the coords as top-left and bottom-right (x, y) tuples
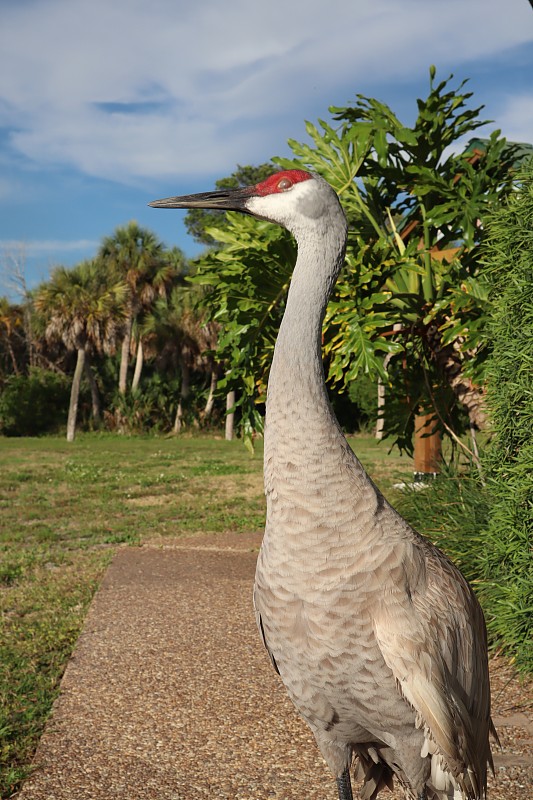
(17, 534), (533, 800)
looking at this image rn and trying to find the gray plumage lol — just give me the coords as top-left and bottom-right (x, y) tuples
(149, 170), (495, 800)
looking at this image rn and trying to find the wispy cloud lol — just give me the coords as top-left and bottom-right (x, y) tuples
(0, 0), (532, 183)
(0, 0), (531, 291)
(0, 239), (98, 256)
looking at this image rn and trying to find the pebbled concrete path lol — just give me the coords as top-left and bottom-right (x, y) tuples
(17, 533), (533, 800)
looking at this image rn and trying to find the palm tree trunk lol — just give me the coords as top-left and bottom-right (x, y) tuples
(131, 339), (144, 393)
(443, 359), (486, 429)
(84, 357), (101, 427)
(23, 301), (36, 368)
(119, 314), (133, 395)
(428, 329), (486, 429)
(376, 324), (401, 439)
(225, 390), (235, 441)
(202, 367), (218, 419)
(7, 338), (20, 375)
(375, 377), (386, 440)
(173, 357), (190, 433)
(67, 348), (86, 442)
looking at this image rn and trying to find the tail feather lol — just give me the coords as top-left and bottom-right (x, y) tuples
(353, 746), (485, 800)
(353, 750), (395, 800)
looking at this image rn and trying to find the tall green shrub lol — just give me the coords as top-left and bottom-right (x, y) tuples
(481, 161), (533, 671)
(0, 369), (71, 436)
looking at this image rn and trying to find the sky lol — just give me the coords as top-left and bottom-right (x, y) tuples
(0, 0), (532, 297)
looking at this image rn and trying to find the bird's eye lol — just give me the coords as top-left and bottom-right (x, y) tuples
(277, 177), (293, 192)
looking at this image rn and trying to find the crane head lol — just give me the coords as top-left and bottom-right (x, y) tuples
(149, 170), (346, 236)
(149, 170), (313, 213)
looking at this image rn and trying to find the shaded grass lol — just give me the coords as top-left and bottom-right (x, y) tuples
(394, 462), (490, 585)
(0, 432), (410, 797)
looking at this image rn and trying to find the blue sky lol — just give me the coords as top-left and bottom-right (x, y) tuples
(1, 0), (532, 297)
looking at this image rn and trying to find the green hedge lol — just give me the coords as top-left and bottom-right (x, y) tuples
(479, 161), (533, 671)
(396, 162), (533, 673)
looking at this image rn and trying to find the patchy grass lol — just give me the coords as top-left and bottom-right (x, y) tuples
(0, 431), (411, 797)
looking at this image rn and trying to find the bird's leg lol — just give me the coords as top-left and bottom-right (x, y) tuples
(336, 768), (354, 800)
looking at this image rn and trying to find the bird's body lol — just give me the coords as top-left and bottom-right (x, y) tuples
(149, 171), (495, 800)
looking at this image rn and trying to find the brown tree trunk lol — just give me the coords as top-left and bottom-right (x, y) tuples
(67, 348), (86, 442)
(413, 413), (441, 478)
(438, 349), (486, 428)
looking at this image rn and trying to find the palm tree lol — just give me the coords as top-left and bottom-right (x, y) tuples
(0, 297), (24, 377)
(99, 222), (176, 394)
(35, 261), (126, 441)
(131, 245), (188, 393)
(143, 284), (218, 432)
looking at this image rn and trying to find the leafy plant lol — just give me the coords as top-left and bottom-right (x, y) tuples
(192, 70), (519, 450)
(190, 214), (297, 445)
(299, 69), (517, 449)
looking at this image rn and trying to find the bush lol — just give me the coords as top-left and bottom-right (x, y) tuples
(0, 369), (71, 436)
(106, 374), (180, 433)
(398, 164), (533, 674)
(479, 162), (533, 672)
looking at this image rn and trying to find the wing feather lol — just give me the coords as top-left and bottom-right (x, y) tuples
(372, 526), (493, 797)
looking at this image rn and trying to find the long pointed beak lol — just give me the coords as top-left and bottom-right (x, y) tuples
(148, 186), (253, 212)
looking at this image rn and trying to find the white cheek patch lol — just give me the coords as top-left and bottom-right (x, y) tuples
(245, 194), (276, 220)
(246, 181), (325, 224)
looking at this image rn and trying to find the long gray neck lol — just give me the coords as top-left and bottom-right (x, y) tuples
(265, 220), (346, 429)
(263, 216), (376, 520)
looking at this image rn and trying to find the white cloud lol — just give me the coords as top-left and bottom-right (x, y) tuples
(496, 93), (533, 144)
(0, 239), (98, 256)
(0, 0), (532, 182)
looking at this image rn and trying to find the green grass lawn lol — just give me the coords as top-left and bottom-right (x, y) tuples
(0, 432), (411, 797)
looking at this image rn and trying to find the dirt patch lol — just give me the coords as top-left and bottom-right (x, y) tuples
(125, 493), (178, 507)
(199, 472), (265, 501)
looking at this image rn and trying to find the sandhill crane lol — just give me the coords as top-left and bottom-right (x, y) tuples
(149, 170), (495, 800)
